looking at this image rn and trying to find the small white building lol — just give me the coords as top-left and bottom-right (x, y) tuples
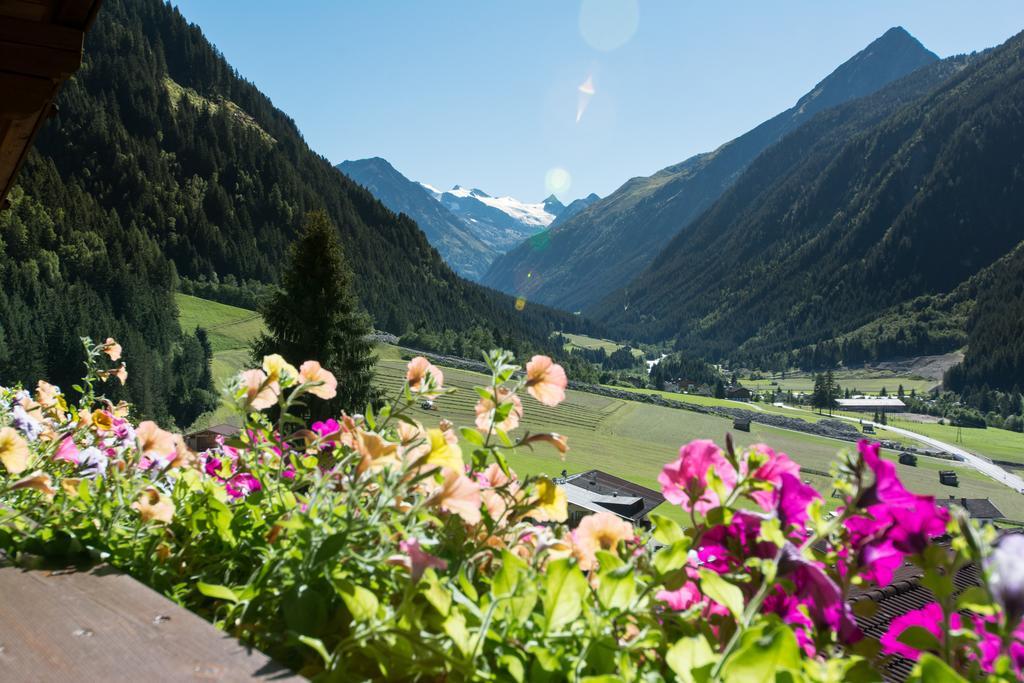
(836, 397), (905, 413)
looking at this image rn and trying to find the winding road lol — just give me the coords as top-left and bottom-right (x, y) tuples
(773, 403), (1024, 494)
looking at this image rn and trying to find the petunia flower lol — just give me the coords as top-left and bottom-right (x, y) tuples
(572, 511), (634, 571)
(0, 427), (29, 474)
(240, 369), (279, 411)
(35, 380), (61, 409)
(775, 543), (861, 644)
(659, 439), (737, 515)
(423, 428), (463, 473)
(746, 444), (801, 511)
(225, 473), (262, 500)
(298, 360), (337, 400)
(102, 337), (122, 361)
(54, 436), (80, 464)
(776, 473), (821, 530)
(354, 429), (400, 473)
(474, 386), (523, 433)
(406, 356), (444, 398)
(521, 432), (570, 455)
(526, 477), (567, 523)
(132, 487), (175, 524)
(525, 355), (567, 407)
(262, 354), (298, 384)
(426, 468), (482, 525)
(390, 538), (447, 582)
(10, 471), (56, 499)
(986, 534), (1024, 627)
(10, 404), (41, 441)
(79, 447), (109, 478)
(136, 421), (178, 469)
(880, 602), (954, 661)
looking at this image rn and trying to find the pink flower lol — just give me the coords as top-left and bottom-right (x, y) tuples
(225, 473), (261, 499)
(880, 603), (955, 660)
(426, 468), (482, 525)
(525, 355), (567, 407)
(697, 511), (775, 573)
(747, 444), (800, 511)
(394, 538), (447, 582)
(659, 439), (737, 515)
(776, 473), (820, 530)
(54, 436), (80, 464)
(775, 543), (861, 645)
(298, 360), (337, 400)
(657, 566), (703, 611)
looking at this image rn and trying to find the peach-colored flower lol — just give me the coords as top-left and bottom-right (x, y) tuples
(525, 355), (567, 407)
(35, 380), (60, 409)
(262, 354), (298, 383)
(171, 435), (196, 468)
(61, 478), (83, 497)
(397, 420), (430, 461)
(114, 364), (128, 385)
(355, 429), (400, 473)
(240, 369), (279, 410)
(572, 512), (634, 571)
(10, 471), (56, 499)
(526, 477), (567, 523)
(427, 468), (482, 525)
(17, 394), (42, 421)
(522, 432), (570, 456)
(136, 421), (177, 461)
(298, 360), (337, 400)
(474, 387), (523, 433)
(406, 356), (444, 397)
(132, 487), (174, 524)
(111, 401), (130, 418)
(477, 462), (515, 489)
(103, 337), (122, 361)
(0, 427), (29, 474)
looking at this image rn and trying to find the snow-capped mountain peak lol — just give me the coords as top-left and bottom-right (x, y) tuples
(423, 182), (557, 228)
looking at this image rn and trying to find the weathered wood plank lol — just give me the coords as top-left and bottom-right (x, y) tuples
(0, 565), (305, 682)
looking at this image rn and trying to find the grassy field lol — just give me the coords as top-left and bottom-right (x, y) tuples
(175, 295), (1024, 520)
(176, 293), (266, 354)
(559, 331), (644, 358)
(746, 371), (936, 397)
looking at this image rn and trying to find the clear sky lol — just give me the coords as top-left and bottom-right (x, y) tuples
(170, 1), (1022, 202)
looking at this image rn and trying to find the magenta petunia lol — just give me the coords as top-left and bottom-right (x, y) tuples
(225, 472), (261, 499)
(747, 444), (801, 511)
(880, 602), (955, 660)
(776, 473), (821, 530)
(659, 439), (737, 515)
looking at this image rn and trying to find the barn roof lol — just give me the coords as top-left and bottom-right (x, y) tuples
(187, 423), (238, 438)
(935, 497), (1004, 520)
(0, 0), (103, 207)
(837, 398), (906, 409)
(561, 469), (663, 521)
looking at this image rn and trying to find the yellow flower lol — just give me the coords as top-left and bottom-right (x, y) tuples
(525, 355), (568, 407)
(240, 369), (279, 411)
(298, 360), (337, 400)
(0, 427), (29, 474)
(132, 487), (174, 524)
(572, 512), (634, 571)
(527, 477), (567, 523)
(91, 409), (114, 432)
(262, 354), (298, 383)
(425, 428), (463, 473)
(10, 471), (56, 499)
(102, 337), (122, 361)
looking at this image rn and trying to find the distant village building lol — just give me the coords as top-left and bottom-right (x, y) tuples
(898, 452), (918, 467)
(725, 386), (752, 401)
(733, 417), (751, 432)
(185, 424), (237, 452)
(935, 496), (1003, 520)
(938, 470), (959, 487)
(557, 470), (664, 529)
(836, 397), (905, 413)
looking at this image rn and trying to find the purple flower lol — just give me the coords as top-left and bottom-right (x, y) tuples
(225, 473), (261, 499)
(776, 473), (820, 530)
(880, 603), (955, 660)
(987, 534), (1024, 626)
(10, 404), (41, 441)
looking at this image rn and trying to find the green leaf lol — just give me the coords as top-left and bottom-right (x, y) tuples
(493, 550), (537, 624)
(297, 636), (331, 668)
(580, 676), (625, 683)
(313, 532), (348, 564)
(896, 625), (942, 654)
(653, 540), (690, 575)
(955, 585), (997, 614)
(543, 558), (588, 634)
(905, 653), (969, 683)
(666, 635), (716, 683)
(420, 569), (452, 617)
(332, 577), (379, 622)
(698, 569), (744, 620)
(197, 582), (239, 603)
(460, 427), (485, 446)
(650, 513), (686, 545)
(497, 654), (525, 683)
(596, 552), (636, 610)
(720, 624), (801, 683)
(443, 610), (472, 657)
(283, 585), (327, 635)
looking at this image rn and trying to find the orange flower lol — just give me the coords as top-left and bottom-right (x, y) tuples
(114, 364), (128, 385)
(522, 432), (570, 456)
(427, 468), (482, 525)
(0, 427), (29, 474)
(132, 487), (174, 524)
(572, 512), (634, 571)
(35, 380), (60, 409)
(61, 478), (83, 497)
(102, 337), (122, 361)
(406, 356), (444, 397)
(355, 429), (400, 473)
(10, 471), (56, 499)
(91, 409), (114, 432)
(240, 369), (279, 410)
(136, 421), (177, 461)
(525, 355), (567, 407)
(298, 360), (337, 400)
(474, 386), (523, 433)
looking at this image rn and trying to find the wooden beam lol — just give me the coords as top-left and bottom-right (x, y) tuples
(0, 16), (84, 51)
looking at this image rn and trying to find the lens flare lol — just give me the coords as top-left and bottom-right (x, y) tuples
(515, 297), (527, 311)
(579, 0), (639, 52)
(576, 75), (595, 123)
(544, 167), (571, 196)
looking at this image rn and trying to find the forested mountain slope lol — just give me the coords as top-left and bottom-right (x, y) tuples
(482, 27), (938, 311)
(593, 32), (1024, 363)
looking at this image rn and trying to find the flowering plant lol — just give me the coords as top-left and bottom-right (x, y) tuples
(0, 337), (1021, 682)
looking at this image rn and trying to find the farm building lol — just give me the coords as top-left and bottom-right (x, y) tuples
(898, 452), (918, 466)
(935, 497), (1004, 520)
(835, 397), (905, 413)
(185, 423), (237, 452)
(725, 386), (752, 401)
(939, 470), (959, 487)
(733, 417), (751, 432)
(557, 470), (664, 529)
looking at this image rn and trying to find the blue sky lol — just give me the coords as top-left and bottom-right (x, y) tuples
(171, 1), (1022, 202)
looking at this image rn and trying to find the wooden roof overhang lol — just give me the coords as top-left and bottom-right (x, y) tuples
(0, 0), (102, 208)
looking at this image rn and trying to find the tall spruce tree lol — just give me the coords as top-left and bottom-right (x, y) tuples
(253, 210), (376, 415)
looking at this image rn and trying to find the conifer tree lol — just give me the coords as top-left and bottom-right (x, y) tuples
(253, 210), (376, 416)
